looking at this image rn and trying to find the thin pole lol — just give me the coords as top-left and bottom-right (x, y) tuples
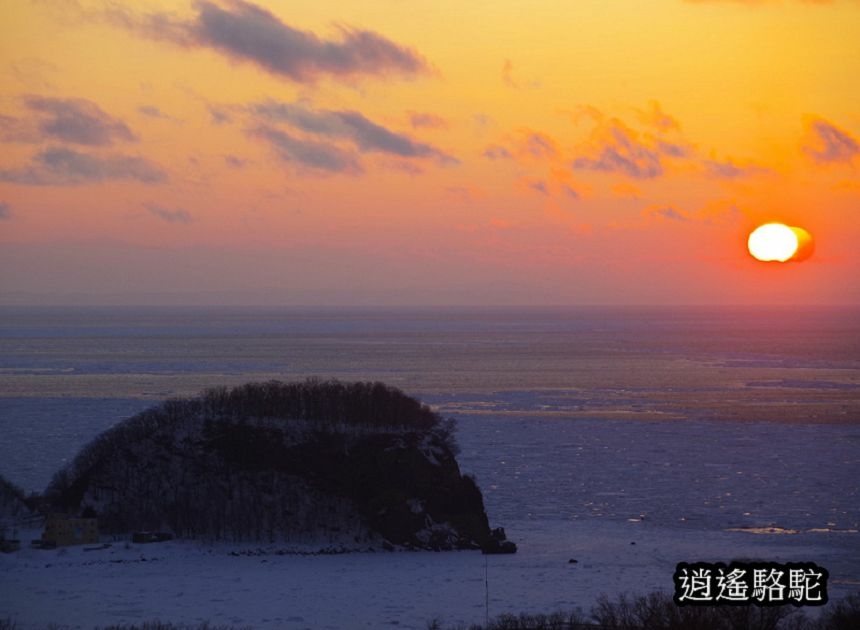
(485, 553), (489, 627)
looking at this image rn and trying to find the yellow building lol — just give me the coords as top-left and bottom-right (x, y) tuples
(42, 514), (99, 547)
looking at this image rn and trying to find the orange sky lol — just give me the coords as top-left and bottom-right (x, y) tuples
(1, 0), (859, 305)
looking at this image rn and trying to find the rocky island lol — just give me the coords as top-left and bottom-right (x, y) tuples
(42, 380), (515, 553)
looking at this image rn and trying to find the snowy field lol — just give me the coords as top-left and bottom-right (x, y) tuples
(2, 519), (856, 630)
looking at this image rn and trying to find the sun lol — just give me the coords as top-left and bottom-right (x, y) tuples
(748, 224), (797, 262)
(747, 223), (814, 263)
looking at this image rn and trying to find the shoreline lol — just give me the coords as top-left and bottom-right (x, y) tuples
(2, 519), (857, 630)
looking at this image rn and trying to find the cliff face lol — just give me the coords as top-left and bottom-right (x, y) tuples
(44, 380), (511, 552)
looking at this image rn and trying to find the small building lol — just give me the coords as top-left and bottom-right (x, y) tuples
(42, 514), (99, 547)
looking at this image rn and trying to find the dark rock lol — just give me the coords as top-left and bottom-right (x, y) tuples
(480, 526), (517, 554)
(481, 538), (517, 554)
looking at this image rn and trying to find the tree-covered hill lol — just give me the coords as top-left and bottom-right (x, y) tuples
(1, 473), (39, 535)
(43, 380), (513, 552)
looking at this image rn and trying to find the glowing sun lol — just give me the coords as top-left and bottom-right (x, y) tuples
(747, 223), (814, 263)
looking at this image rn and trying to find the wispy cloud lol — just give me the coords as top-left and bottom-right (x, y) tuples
(657, 141), (691, 158)
(645, 200), (741, 225)
(208, 104), (233, 125)
(0, 114), (35, 143)
(101, 0), (430, 83)
(482, 130), (558, 165)
(501, 59), (517, 88)
(248, 126), (362, 174)
(649, 206), (689, 222)
(146, 202), (192, 224)
(703, 157), (770, 179)
(501, 59), (539, 90)
(635, 101), (680, 132)
(572, 120), (664, 179)
(527, 180), (549, 195)
(0, 147), (167, 186)
(138, 105), (178, 121)
(224, 155), (247, 168)
(521, 132), (557, 160)
(562, 185), (581, 200)
(408, 111), (447, 129)
(802, 117), (859, 164)
(249, 100), (457, 165)
(1, 96), (136, 146)
(0, 201), (10, 220)
(483, 145), (513, 160)
(570, 105), (712, 179)
(337, 111), (454, 161)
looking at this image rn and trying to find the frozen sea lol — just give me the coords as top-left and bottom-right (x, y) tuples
(1, 306), (859, 628)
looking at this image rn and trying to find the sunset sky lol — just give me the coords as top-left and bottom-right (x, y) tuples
(1, 0), (858, 305)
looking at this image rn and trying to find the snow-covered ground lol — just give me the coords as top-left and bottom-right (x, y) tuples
(2, 518), (856, 630)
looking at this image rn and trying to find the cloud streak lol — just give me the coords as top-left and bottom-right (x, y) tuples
(703, 157), (770, 179)
(572, 121), (664, 179)
(103, 0), (430, 83)
(0, 147), (167, 186)
(248, 126), (362, 174)
(2, 96), (136, 146)
(522, 132), (557, 160)
(249, 100), (457, 165)
(0, 201), (10, 220)
(650, 206), (689, 222)
(802, 117), (859, 164)
(336, 111), (455, 162)
(483, 145), (513, 160)
(138, 105), (178, 122)
(501, 59), (539, 90)
(0, 115), (35, 145)
(408, 112), (447, 129)
(562, 185), (581, 199)
(224, 155), (247, 168)
(571, 106), (732, 180)
(527, 180), (549, 195)
(146, 202), (192, 224)
(636, 101), (680, 132)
